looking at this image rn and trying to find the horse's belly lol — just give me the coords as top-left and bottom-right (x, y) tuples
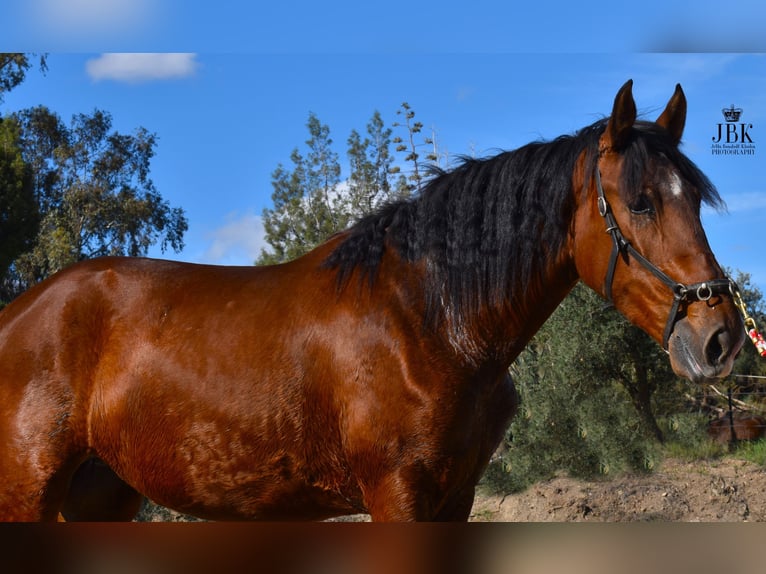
(103, 418), (361, 520)
(156, 469), (362, 521)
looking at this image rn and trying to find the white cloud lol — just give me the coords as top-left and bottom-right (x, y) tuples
(201, 212), (269, 266)
(720, 191), (766, 213)
(86, 53), (199, 83)
(24, 0), (159, 47)
(44, 0), (150, 27)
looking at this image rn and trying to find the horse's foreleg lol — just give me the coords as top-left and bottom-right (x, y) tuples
(433, 487), (476, 521)
(362, 468), (422, 521)
(364, 469), (475, 522)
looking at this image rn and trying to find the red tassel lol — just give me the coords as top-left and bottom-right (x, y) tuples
(749, 328), (766, 357)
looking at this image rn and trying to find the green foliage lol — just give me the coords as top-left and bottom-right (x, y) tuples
(1, 54), (187, 299)
(1, 106), (187, 301)
(346, 110), (403, 216)
(488, 283), (674, 492)
(0, 116), (37, 278)
(491, 358), (660, 493)
(659, 414), (766, 464)
(735, 439), (766, 466)
(258, 112), (342, 264)
(258, 108), (421, 264)
(391, 102), (439, 195)
(659, 413), (726, 460)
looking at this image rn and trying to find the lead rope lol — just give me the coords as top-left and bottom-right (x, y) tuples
(731, 286), (766, 357)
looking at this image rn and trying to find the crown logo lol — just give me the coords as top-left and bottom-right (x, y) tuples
(722, 105), (743, 122)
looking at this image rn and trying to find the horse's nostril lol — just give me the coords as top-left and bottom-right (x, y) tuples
(706, 329), (730, 367)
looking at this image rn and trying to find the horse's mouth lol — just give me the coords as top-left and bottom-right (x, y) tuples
(670, 339), (719, 384)
(667, 325), (736, 384)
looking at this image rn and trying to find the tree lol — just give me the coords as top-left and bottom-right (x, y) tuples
(304, 112), (343, 233)
(489, 283), (671, 492)
(1, 106), (187, 302)
(391, 102), (439, 195)
(0, 53), (47, 104)
(346, 110), (405, 219)
(258, 113), (342, 265)
(0, 53), (47, 290)
(0, 116), (37, 280)
(258, 106), (437, 265)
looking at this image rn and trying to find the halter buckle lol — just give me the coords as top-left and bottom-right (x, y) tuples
(672, 283), (688, 301)
(597, 196), (609, 217)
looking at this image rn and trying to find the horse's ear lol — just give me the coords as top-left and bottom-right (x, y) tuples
(656, 83), (686, 145)
(601, 79), (636, 152)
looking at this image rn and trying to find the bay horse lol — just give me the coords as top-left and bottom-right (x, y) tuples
(0, 81), (745, 521)
(708, 415), (766, 444)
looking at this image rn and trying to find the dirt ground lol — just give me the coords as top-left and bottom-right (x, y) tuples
(469, 457), (766, 522)
(139, 457), (766, 522)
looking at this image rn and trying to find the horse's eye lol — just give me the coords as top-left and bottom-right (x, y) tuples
(629, 194), (654, 216)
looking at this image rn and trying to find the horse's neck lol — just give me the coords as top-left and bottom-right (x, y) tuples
(324, 231), (579, 373)
(472, 254), (578, 368)
(402, 250), (579, 371)
(489, 256), (580, 367)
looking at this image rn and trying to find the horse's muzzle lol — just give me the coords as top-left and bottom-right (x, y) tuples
(668, 317), (744, 384)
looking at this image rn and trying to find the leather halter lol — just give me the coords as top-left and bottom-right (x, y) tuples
(594, 166), (735, 350)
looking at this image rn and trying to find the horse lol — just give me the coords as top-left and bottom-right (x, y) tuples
(0, 80), (745, 521)
(708, 415), (766, 444)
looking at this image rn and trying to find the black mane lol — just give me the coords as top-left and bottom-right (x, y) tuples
(323, 118), (722, 326)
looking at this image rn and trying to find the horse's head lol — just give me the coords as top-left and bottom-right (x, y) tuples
(573, 80), (745, 383)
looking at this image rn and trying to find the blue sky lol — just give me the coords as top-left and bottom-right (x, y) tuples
(2, 3), (766, 291)
(6, 0), (766, 53)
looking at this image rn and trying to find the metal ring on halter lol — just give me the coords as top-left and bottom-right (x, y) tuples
(597, 196), (609, 217)
(696, 282), (712, 301)
(672, 283), (687, 301)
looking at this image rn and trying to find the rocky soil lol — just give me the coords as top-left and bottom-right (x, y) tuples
(470, 457), (766, 522)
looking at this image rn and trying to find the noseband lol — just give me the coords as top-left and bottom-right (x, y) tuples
(594, 167), (735, 350)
